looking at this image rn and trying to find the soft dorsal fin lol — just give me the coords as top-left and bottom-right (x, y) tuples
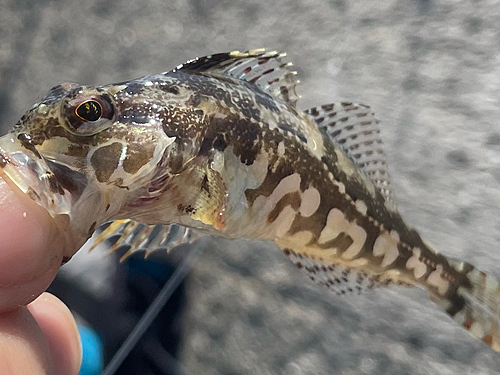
(305, 102), (397, 210)
(173, 49), (300, 106)
(89, 220), (205, 260)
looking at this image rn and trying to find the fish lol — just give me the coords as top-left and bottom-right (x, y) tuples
(0, 49), (499, 352)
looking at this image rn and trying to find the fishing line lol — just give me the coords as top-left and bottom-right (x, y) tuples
(102, 245), (203, 375)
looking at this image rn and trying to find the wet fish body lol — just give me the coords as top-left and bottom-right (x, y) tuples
(1, 50), (499, 352)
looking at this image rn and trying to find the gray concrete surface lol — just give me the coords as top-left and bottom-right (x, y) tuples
(2, 0), (500, 373)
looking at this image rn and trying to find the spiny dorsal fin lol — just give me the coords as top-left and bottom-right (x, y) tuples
(89, 220), (204, 261)
(305, 102), (397, 211)
(173, 49), (300, 106)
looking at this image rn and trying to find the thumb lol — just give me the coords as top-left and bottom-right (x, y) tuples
(0, 175), (67, 310)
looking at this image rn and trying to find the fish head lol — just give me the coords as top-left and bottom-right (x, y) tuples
(0, 80), (177, 249)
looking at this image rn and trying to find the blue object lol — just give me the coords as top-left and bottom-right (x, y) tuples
(78, 325), (103, 375)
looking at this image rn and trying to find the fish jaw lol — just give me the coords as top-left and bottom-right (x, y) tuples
(0, 132), (108, 253)
(0, 132), (72, 215)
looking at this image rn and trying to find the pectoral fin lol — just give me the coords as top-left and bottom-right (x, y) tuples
(190, 164), (227, 230)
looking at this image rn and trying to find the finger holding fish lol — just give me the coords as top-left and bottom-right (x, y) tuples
(0, 175), (73, 309)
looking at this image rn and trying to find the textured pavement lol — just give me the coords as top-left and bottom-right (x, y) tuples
(2, 0), (500, 373)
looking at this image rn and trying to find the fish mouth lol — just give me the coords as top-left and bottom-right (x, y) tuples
(0, 132), (78, 216)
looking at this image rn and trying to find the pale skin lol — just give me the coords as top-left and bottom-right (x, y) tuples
(0, 175), (82, 375)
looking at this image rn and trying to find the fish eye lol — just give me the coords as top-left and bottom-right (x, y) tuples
(75, 100), (102, 122)
(62, 94), (115, 136)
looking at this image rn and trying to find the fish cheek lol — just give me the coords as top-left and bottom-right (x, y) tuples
(122, 143), (155, 175)
(90, 142), (123, 182)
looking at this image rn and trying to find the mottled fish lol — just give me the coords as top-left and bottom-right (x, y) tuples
(0, 49), (499, 352)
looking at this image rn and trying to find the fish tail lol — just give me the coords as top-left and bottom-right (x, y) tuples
(429, 257), (500, 351)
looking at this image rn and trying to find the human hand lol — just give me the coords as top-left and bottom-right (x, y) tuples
(0, 176), (82, 374)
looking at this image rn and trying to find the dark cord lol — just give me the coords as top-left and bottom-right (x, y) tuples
(102, 246), (203, 375)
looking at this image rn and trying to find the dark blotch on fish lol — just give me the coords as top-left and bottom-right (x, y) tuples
(123, 142), (155, 175)
(90, 142), (123, 182)
(17, 133), (42, 159)
(162, 85), (179, 95)
(44, 172), (65, 195)
(125, 82), (144, 95)
(46, 159), (88, 200)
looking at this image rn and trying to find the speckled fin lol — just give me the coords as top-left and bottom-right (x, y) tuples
(305, 102), (396, 210)
(283, 248), (378, 295)
(88, 220), (204, 260)
(174, 49), (300, 106)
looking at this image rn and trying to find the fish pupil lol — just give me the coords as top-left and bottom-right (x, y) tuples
(76, 100), (102, 122)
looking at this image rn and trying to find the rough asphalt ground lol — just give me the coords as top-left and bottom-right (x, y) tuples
(1, 0), (500, 373)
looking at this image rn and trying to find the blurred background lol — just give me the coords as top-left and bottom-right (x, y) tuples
(2, 0), (500, 373)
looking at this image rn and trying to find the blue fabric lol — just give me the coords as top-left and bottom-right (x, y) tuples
(78, 325), (103, 375)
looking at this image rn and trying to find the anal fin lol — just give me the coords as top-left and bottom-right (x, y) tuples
(89, 220), (204, 261)
(282, 247), (378, 295)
